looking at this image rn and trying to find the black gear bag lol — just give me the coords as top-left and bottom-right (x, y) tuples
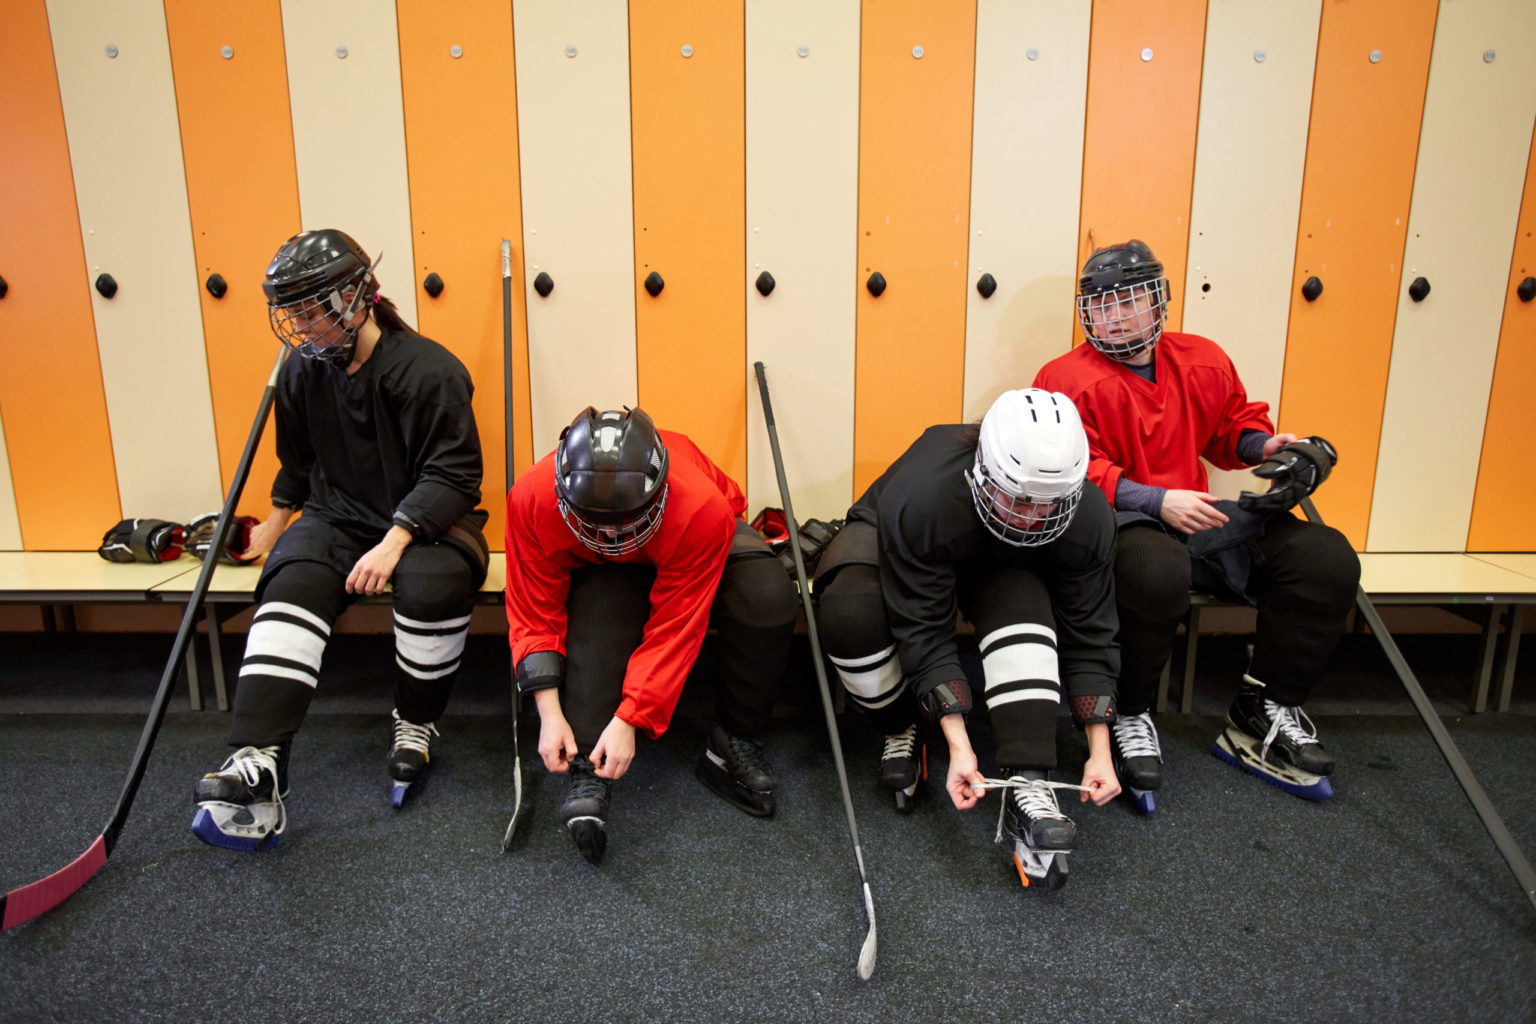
(750, 507), (844, 580)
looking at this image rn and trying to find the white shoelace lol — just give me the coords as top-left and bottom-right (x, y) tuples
(219, 744), (287, 836)
(1260, 700), (1319, 764)
(392, 710), (439, 756)
(972, 776), (1087, 843)
(881, 724), (918, 762)
(1112, 711), (1163, 761)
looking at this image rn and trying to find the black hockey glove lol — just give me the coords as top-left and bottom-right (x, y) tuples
(185, 513), (263, 565)
(97, 518), (186, 563)
(918, 679), (973, 721)
(1238, 436), (1337, 514)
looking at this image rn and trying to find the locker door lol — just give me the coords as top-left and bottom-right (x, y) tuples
(165, 0), (300, 523)
(1369, 0), (1536, 551)
(1182, 0), (1323, 501)
(1468, 129), (1536, 552)
(963, 0), (1091, 421)
(513, 1), (638, 456)
(631, 1), (747, 484)
(854, 0), (977, 495)
(1274, 0), (1438, 549)
(744, 1), (860, 522)
(48, 0), (221, 522)
(279, 0), (417, 328)
(1077, 0), (1208, 347)
(398, 0), (529, 548)
(0, 0), (119, 549)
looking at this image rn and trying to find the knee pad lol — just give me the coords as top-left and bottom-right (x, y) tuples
(814, 565), (888, 661)
(718, 554), (799, 631)
(1114, 529), (1191, 619)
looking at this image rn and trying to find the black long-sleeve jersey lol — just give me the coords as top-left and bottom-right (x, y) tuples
(270, 327), (482, 542)
(849, 424), (1119, 711)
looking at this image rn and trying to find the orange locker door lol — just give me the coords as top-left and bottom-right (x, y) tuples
(398, 0), (529, 549)
(165, 0), (300, 522)
(1275, 0), (1438, 549)
(631, 1), (747, 484)
(0, 0), (119, 548)
(853, 0), (977, 494)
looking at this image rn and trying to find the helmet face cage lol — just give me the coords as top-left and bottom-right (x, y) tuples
(1076, 276), (1168, 362)
(558, 485), (669, 557)
(267, 266), (373, 366)
(967, 455), (1082, 548)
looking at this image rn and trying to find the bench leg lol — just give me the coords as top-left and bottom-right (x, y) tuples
(1471, 603), (1502, 714)
(1496, 604), (1525, 714)
(206, 605), (230, 712)
(1180, 605), (1201, 715)
(1155, 656), (1171, 715)
(184, 639), (203, 713)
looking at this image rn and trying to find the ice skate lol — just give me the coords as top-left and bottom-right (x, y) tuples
(560, 755), (612, 864)
(997, 770), (1077, 890)
(190, 743), (289, 852)
(1212, 681), (1334, 801)
(1110, 711), (1163, 814)
(695, 722), (776, 817)
(388, 709), (439, 808)
(880, 723), (926, 813)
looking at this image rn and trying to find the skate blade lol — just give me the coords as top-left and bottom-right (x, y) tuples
(190, 806), (279, 852)
(1130, 788), (1156, 815)
(694, 756), (776, 817)
(1012, 844), (1070, 891)
(567, 816), (607, 865)
(1212, 734), (1334, 801)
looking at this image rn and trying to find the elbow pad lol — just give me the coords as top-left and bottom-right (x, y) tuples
(918, 679), (973, 721)
(515, 651), (565, 694)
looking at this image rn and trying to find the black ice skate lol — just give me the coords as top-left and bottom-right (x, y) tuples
(561, 755), (612, 864)
(1212, 680), (1334, 801)
(695, 723), (776, 817)
(880, 723), (926, 813)
(190, 743), (290, 852)
(997, 770), (1077, 891)
(1110, 711), (1163, 814)
(388, 709), (439, 808)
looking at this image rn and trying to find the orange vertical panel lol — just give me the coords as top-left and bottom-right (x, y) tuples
(853, 1), (977, 494)
(1076, 0), (1207, 346)
(398, 0), (529, 550)
(1468, 128), (1536, 552)
(0, 0), (120, 549)
(165, 0), (300, 521)
(631, 1), (746, 484)
(1275, 0), (1437, 550)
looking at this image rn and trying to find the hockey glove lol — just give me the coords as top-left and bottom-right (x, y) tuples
(1238, 436), (1337, 514)
(97, 518), (186, 563)
(918, 679), (973, 721)
(185, 513), (263, 564)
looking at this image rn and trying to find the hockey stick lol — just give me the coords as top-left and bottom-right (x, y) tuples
(1299, 497), (1536, 915)
(499, 238), (525, 850)
(753, 361), (877, 981)
(1, 344), (290, 930)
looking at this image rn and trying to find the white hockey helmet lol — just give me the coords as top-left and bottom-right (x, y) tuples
(967, 389), (1089, 547)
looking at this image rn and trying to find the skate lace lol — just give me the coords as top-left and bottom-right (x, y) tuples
(1111, 712), (1162, 761)
(978, 776), (1084, 844)
(722, 732), (772, 773)
(881, 724), (918, 762)
(391, 711), (439, 756)
(568, 762), (609, 802)
(1260, 700), (1318, 763)
(219, 744), (287, 836)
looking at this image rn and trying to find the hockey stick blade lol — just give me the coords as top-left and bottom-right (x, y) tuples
(499, 238), (526, 851)
(1299, 497), (1536, 915)
(3, 346), (288, 930)
(754, 361), (877, 981)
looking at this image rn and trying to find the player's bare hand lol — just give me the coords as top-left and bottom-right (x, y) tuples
(1080, 750), (1122, 806)
(591, 717), (637, 780)
(1260, 433), (1298, 460)
(1160, 490), (1228, 534)
(346, 525), (412, 595)
(537, 712), (578, 773)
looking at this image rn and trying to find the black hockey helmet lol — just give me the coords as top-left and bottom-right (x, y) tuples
(555, 407), (670, 556)
(263, 229), (377, 365)
(1075, 239), (1169, 362)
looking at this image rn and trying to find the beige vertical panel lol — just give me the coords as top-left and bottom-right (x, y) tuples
(47, 0), (222, 520)
(1182, 0), (1321, 500)
(514, 1), (638, 456)
(744, 1), (860, 520)
(963, 0), (1090, 421)
(280, 0), (416, 327)
(1370, 0), (1536, 551)
(0, 421), (22, 550)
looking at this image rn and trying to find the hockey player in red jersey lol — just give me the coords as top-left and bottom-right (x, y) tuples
(1035, 239), (1358, 805)
(505, 406), (798, 864)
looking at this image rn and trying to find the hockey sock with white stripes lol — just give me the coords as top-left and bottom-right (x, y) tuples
(818, 564), (919, 734)
(979, 621), (1060, 771)
(392, 606), (471, 724)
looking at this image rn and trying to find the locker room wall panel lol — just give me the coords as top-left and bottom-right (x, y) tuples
(513, 1), (639, 458)
(1076, 0), (1208, 348)
(630, 1), (747, 486)
(853, 0), (977, 496)
(279, 0), (417, 330)
(47, 0), (223, 522)
(1182, 0), (1322, 502)
(164, 0), (299, 523)
(1467, 128), (1536, 552)
(1273, 0), (1438, 550)
(0, 0), (119, 550)
(962, 0), (1090, 422)
(743, 0), (860, 523)
(1369, 0), (1536, 552)
(397, 0), (530, 550)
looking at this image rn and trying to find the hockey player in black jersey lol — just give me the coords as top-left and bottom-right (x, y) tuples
(191, 229), (490, 851)
(814, 389), (1122, 889)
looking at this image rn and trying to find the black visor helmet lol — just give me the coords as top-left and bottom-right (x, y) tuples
(1075, 239), (1169, 362)
(555, 407), (670, 557)
(263, 229), (376, 366)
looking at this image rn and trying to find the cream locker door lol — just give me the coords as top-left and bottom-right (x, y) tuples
(514, 1), (639, 457)
(1181, 0), (1322, 501)
(1370, 0), (1536, 551)
(47, 0), (222, 521)
(280, 1), (417, 328)
(0, 422), (21, 550)
(963, 0), (1090, 421)
(745, 0), (860, 521)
